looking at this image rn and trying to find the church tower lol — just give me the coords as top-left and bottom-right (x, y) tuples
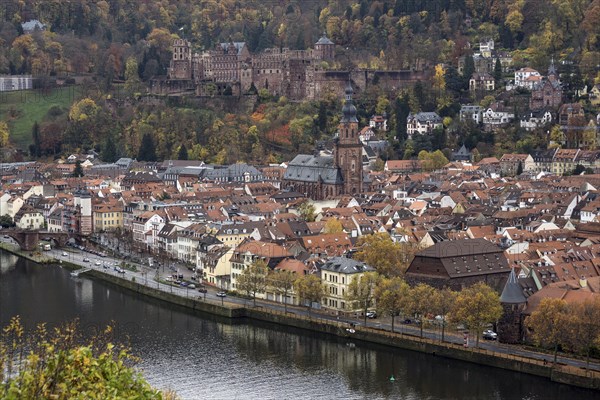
(334, 83), (363, 195)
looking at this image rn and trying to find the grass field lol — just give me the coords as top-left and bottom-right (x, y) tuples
(0, 86), (80, 150)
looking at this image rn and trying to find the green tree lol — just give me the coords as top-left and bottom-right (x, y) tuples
(30, 121), (41, 157)
(462, 55), (475, 89)
(372, 157), (385, 171)
(294, 274), (326, 315)
(268, 269), (296, 313)
(297, 200), (316, 222)
(0, 317), (169, 399)
(102, 134), (118, 163)
(418, 150), (449, 171)
(0, 214), (15, 228)
(408, 284), (436, 338)
(394, 94), (410, 143)
(177, 144), (189, 160)
(354, 232), (413, 277)
(374, 276), (410, 332)
(236, 260), (269, 307)
(317, 101), (328, 131)
(516, 161), (523, 175)
(345, 272), (378, 325)
(72, 160), (84, 177)
(453, 282), (503, 348)
(124, 56), (141, 96)
(138, 133), (157, 162)
(526, 298), (574, 364)
(494, 58), (503, 82)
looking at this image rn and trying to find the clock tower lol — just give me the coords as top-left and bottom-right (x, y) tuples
(334, 82), (363, 195)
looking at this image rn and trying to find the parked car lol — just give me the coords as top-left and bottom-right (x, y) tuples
(366, 311), (377, 319)
(483, 329), (498, 340)
(198, 287), (208, 293)
(62, 252), (68, 257)
(216, 291), (227, 297)
(82, 258), (90, 262)
(95, 261), (102, 266)
(188, 284), (196, 289)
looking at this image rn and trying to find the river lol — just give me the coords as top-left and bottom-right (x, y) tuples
(1, 250), (598, 399)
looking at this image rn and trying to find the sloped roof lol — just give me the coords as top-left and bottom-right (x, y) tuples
(500, 268), (527, 304)
(283, 155), (343, 185)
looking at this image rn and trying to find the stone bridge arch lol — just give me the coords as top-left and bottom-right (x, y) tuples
(3, 230), (72, 251)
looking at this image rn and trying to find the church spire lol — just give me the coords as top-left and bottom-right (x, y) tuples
(548, 57), (557, 77)
(341, 82), (358, 123)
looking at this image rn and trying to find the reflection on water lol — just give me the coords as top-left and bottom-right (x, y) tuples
(1, 250), (599, 400)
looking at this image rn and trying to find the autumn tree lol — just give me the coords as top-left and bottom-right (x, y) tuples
(374, 276), (410, 332)
(354, 232), (408, 277)
(236, 260), (269, 307)
(0, 317), (168, 399)
(571, 298), (600, 370)
(268, 269), (296, 313)
(294, 274), (326, 315)
(452, 282), (503, 348)
(324, 218), (343, 234)
(418, 150), (449, 171)
(407, 284), (437, 338)
(431, 287), (457, 342)
(526, 298), (574, 364)
(0, 121), (10, 148)
(345, 272), (378, 325)
(297, 200), (316, 222)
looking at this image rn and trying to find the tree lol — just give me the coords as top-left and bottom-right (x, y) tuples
(0, 214), (15, 228)
(177, 144), (189, 160)
(124, 56), (141, 96)
(494, 58), (503, 82)
(372, 158), (385, 171)
(317, 101), (327, 131)
(462, 55), (475, 89)
(0, 121), (9, 148)
(236, 260), (269, 307)
(294, 274), (326, 315)
(0, 317), (168, 399)
(374, 277), (410, 332)
(102, 134), (118, 163)
(138, 133), (157, 161)
(268, 269), (296, 313)
(345, 272), (379, 325)
(526, 298), (574, 364)
(516, 161), (523, 175)
(452, 282), (503, 348)
(297, 200), (316, 222)
(72, 160), (84, 177)
(431, 288), (457, 342)
(418, 150), (449, 171)
(354, 232), (411, 277)
(324, 218), (343, 234)
(31, 121), (41, 157)
(572, 298), (600, 371)
(408, 284), (437, 338)
(394, 94), (410, 143)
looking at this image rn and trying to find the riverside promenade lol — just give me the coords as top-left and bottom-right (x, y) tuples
(2, 240), (600, 391)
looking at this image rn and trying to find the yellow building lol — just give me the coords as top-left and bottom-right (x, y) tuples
(320, 257), (375, 312)
(92, 203), (124, 232)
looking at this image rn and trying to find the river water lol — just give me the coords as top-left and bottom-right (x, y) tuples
(1, 250), (598, 400)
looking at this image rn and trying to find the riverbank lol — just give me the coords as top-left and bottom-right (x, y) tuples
(3, 245), (600, 391)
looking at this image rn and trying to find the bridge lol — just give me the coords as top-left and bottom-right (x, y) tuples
(2, 229), (73, 251)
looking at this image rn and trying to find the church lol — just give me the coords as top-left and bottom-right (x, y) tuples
(282, 83), (365, 200)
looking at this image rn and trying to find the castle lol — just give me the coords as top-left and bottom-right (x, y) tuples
(150, 34), (427, 101)
(282, 83), (365, 200)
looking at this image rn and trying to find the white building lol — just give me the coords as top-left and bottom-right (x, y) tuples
(514, 68), (541, 89)
(406, 112), (443, 138)
(0, 75), (33, 92)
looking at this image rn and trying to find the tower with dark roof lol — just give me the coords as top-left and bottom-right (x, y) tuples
(497, 268), (527, 344)
(334, 83), (363, 195)
(314, 33), (335, 61)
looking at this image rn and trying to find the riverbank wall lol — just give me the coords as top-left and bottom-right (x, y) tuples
(4, 246), (599, 391)
(95, 268), (600, 391)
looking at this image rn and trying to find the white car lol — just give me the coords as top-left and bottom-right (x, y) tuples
(483, 329), (498, 340)
(62, 252), (68, 257)
(95, 261), (102, 266)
